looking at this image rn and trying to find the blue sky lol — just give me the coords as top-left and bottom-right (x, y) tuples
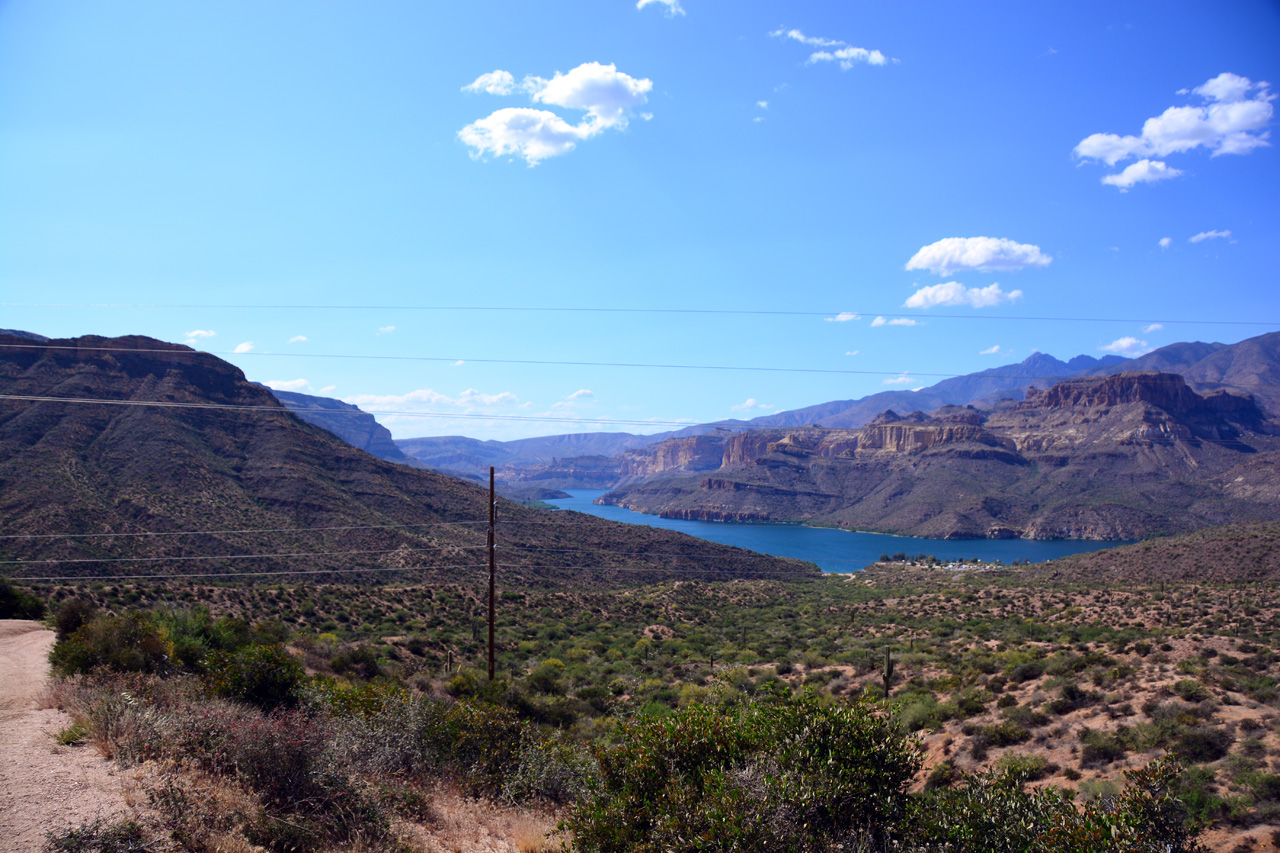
(2, 1), (1278, 440)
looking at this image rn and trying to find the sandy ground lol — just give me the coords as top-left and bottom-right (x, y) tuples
(0, 621), (139, 853)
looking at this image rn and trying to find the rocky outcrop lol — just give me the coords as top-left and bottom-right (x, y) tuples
(598, 372), (1280, 541)
(268, 389), (409, 464)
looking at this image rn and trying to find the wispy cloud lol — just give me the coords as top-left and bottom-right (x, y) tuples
(731, 398), (775, 412)
(770, 28), (894, 68)
(459, 62), (653, 165)
(906, 237), (1051, 276)
(871, 316), (919, 327)
(1189, 229), (1232, 243)
(184, 329), (216, 346)
(637, 0), (685, 17)
(756, 100), (769, 110)
(264, 378), (311, 393)
(233, 341), (254, 354)
(979, 345), (1006, 356)
(824, 312), (859, 322)
(904, 282), (1022, 309)
(1158, 237), (1172, 250)
(1099, 336), (1152, 356)
(845, 350), (859, 356)
(288, 335), (308, 344)
(1075, 72), (1274, 189)
(1142, 323), (1164, 334)
(377, 325), (395, 335)
(882, 373), (914, 385)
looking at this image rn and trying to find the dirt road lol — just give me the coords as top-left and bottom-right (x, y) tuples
(0, 621), (136, 852)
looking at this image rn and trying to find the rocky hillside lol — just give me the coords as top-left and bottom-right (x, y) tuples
(268, 388), (411, 464)
(0, 334), (814, 584)
(598, 372), (1280, 540)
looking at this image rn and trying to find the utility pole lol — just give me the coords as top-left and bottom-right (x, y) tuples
(488, 466), (496, 681)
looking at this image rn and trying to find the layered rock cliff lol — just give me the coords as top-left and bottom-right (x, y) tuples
(598, 372), (1280, 540)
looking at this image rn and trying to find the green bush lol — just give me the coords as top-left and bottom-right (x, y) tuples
(54, 599), (97, 642)
(203, 644), (305, 710)
(49, 613), (173, 676)
(567, 692), (921, 852)
(0, 577), (44, 620)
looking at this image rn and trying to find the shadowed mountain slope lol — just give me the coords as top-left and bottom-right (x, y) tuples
(0, 334), (814, 585)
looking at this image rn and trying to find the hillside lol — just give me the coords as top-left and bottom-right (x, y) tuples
(268, 387), (411, 464)
(1027, 520), (1280, 584)
(598, 372), (1280, 540)
(0, 334), (815, 584)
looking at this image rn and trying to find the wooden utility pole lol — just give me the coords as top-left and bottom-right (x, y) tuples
(488, 466), (496, 681)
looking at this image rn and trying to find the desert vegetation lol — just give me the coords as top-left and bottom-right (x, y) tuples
(19, 558), (1280, 851)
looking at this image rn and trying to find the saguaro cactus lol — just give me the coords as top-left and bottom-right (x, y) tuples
(882, 648), (896, 698)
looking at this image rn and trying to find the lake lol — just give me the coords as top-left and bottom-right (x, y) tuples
(546, 490), (1133, 573)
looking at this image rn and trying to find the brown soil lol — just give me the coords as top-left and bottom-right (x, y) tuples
(0, 621), (143, 852)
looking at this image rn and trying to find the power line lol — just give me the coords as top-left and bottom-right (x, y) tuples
(0, 520), (487, 540)
(10, 563), (491, 582)
(3, 302), (1276, 326)
(2, 342), (1276, 387)
(0, 545), (486, 566)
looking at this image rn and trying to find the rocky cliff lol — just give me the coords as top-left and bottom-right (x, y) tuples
(268, 388), (410, 464)
(598, 372), (1280, 540)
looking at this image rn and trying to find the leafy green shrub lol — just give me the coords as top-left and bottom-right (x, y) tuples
(1173, 679), (1211, 703)
(0, 577), (44, 620)
(50, 614), (173, 676)
(567, 693), (921, 852)
(994, 752), (1052, 782)
(1045, 683), (1100, 716)
(1079, 728), (1130, 768)
(202, 644), (304, 710)
(53, 599), (96, 642)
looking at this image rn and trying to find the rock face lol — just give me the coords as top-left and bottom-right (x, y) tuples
(598, 372), (1280, 541)
(268, 389), (410, 464)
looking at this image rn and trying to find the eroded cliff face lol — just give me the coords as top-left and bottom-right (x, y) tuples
(617, 435), (728, 478)
(598, 373), (1280, 540)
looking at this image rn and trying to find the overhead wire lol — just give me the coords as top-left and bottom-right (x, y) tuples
(3, 302), (1277, 326)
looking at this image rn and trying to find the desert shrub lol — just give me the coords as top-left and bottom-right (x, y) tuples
(971, 720), (1031, 749)
(1046, 682), (1101, 715)
(503, 729), (597, 805)
(567, 692), (921, 852)
(329, 644), (382, 679)
(1007, 661), (1044, 683)
(50, 613), (173, 677)
(1001, 705), (1049, 729)
(1173, 725), (1233, 764)
(202, 644), (304, 710)
(43, 816), (150, 852)
(54, 598), (96, 642)
(305, 677), (408, 718)
(1079, 728), (1130, 768)
(994, 752), (1052, 782)
(0, 577), (45, 620)
(925, 759), (960, 791)
(1173, 679), (1211, 703)
(912, 759), (1205, 852)
(528, 658), (567, 695)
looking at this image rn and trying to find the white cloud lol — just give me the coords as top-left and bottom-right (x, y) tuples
(452, 360), (465, 367)
(770, 27), (894, 69)
(824, 312), (859, 322)
(346, 388), (522, 409)
(979, 345), (1005, 355)
(807, 47), (890, 69)
(1075, 73), (1274, 187)
(1189, 229), (1232, 243)
(882, 373), (914, 385)
(377, 325), (395, 335)
(232, 341), (254, 354)
(731, 398), (775, 412)
(1158, 237), (1172, 249)
(459, 62), (653, 165)
(756, 100), (768, 109)
(264, 379), (312, 393)
(1142, 323), (1163, 334)
(1100, 159), (1184, 190)
(637, 0), (685, 17)
(905, 237), (1051, 276)
(185, 329), (216, 340)
(845, 350), (859, 356)
(904, 282), (1023, 309)
(462, 70), (517, 96)
(288, 335), (308, 344)
(319, 385), (336, 394)
(566, 389), (595, 400)
(871, 316), (919, 327)
(1099, 336), (1152, 356)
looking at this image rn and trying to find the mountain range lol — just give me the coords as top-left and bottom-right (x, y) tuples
(0, 333), (814, 584)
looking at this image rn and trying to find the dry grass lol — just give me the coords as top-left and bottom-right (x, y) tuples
(391, 783), (563, 853)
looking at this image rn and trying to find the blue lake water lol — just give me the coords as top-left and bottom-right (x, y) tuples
(547, 490), (1133, 574)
